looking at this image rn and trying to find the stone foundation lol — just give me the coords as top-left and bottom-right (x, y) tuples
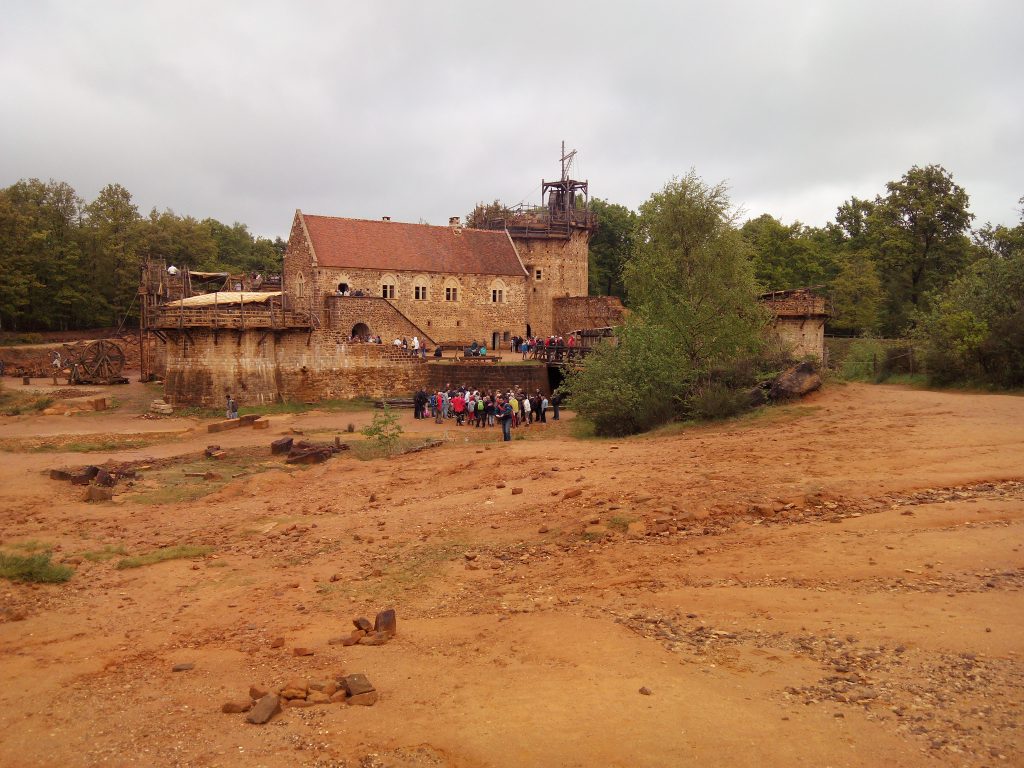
(162, 329), (426, 407)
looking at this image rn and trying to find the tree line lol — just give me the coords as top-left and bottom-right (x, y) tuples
(0, 179), (285, 331)
(584, 165), (1020, 337)
(550, 166), (1023, 434)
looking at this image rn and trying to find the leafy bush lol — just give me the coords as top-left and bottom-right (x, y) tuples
(689, 382), (751, 421)
(914, 250), (1024, 388)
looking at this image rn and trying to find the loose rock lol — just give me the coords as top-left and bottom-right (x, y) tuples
(374, 608), (397, 637)
(246, 694), (281, 724)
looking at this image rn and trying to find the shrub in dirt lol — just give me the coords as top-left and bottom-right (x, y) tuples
(360, 406), (403, 454)
(0, 551), (73, 583)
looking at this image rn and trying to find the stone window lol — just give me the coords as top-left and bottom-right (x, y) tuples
(381, 283), (395, 299)
(413, 276), (429, 301)
(535, 269), (542, 280)
(443, 277), (461, 302)
(296, 272), (306, 299)
(489, 278), (507, 304)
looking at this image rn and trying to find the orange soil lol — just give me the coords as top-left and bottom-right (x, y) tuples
(0, 381), (1021, 767)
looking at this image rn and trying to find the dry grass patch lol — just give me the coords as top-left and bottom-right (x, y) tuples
(115, 545), (213, 569)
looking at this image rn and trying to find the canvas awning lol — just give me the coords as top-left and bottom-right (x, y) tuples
(164, 291), (282, 308)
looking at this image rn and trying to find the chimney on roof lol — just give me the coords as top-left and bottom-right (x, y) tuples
(449, 216), (460, 228)
(382, 216), (391, 222)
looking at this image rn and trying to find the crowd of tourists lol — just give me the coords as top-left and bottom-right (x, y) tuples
(412, 385), (562, 441)
(511, 334), (582, 359)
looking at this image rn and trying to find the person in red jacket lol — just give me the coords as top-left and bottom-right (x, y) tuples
(452, 392), (466, 425)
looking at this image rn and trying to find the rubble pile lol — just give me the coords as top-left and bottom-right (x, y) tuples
(331, 609), (398, 647)
(270, 436), (350, 465)
(224, 672), (380, 724)
(49, 464), (139, 502)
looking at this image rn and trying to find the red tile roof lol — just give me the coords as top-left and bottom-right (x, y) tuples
(300, 214), (526, 277)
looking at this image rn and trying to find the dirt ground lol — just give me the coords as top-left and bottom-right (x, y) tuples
(0, 377), (1021, 767)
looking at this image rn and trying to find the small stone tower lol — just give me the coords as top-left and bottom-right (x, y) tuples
(478, 144), (596, 337)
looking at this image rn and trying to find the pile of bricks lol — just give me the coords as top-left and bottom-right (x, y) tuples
(224, 672), (380, 724)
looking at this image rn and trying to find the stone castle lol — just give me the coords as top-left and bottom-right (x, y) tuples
(142, 157), (626, 406)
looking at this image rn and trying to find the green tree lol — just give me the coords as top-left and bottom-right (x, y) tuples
(833, 196), (876, 249)
(0, 179), (96, 330)
(565, 172), (768, 435)
(83, 184), (143, 326)
(588, 198), (636, 300)
(870, 164), (974, 334)
(828, 250), (882, 334)
(915, 201), (1024, 386)
(740, 214), (836, 290)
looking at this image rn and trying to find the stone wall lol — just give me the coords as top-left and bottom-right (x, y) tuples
(514, 229), (590, 337)
(426, 362), (550, 395)
(552, 296), (627, 335)
(772, 317), (826, 361)
(162, 328), (427, 406)
(324, 296), (435, 346)
(315, 268), (526, 347)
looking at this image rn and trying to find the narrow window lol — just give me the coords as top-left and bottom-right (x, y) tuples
(535, 269), (542, 280)
(382, 284), (395, 299)
(446, 286), (458, 302)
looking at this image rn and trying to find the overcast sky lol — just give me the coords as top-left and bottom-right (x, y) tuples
(2, 0), (1021, 238)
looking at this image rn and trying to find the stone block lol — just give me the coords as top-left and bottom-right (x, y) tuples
(374, 608), (397, 638)
(342, 673), (375, 697)
(246, 694), (281, 724)
(271, 437), (294, 455)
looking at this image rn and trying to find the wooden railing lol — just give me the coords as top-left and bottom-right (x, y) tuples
(530, 345), (595, 364)
(147, 300), (314, 330)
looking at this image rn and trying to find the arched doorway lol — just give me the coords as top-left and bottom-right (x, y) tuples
(338, 282), (349, 294)
(351, 322), (370, 340)
(492, 331), (500, 350)
(526, 324), (532, 338)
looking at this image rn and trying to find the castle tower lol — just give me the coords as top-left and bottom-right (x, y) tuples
(479, 143), (596, 337)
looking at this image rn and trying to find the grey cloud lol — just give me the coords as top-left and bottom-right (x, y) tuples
(1, 0), (1020, 238)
